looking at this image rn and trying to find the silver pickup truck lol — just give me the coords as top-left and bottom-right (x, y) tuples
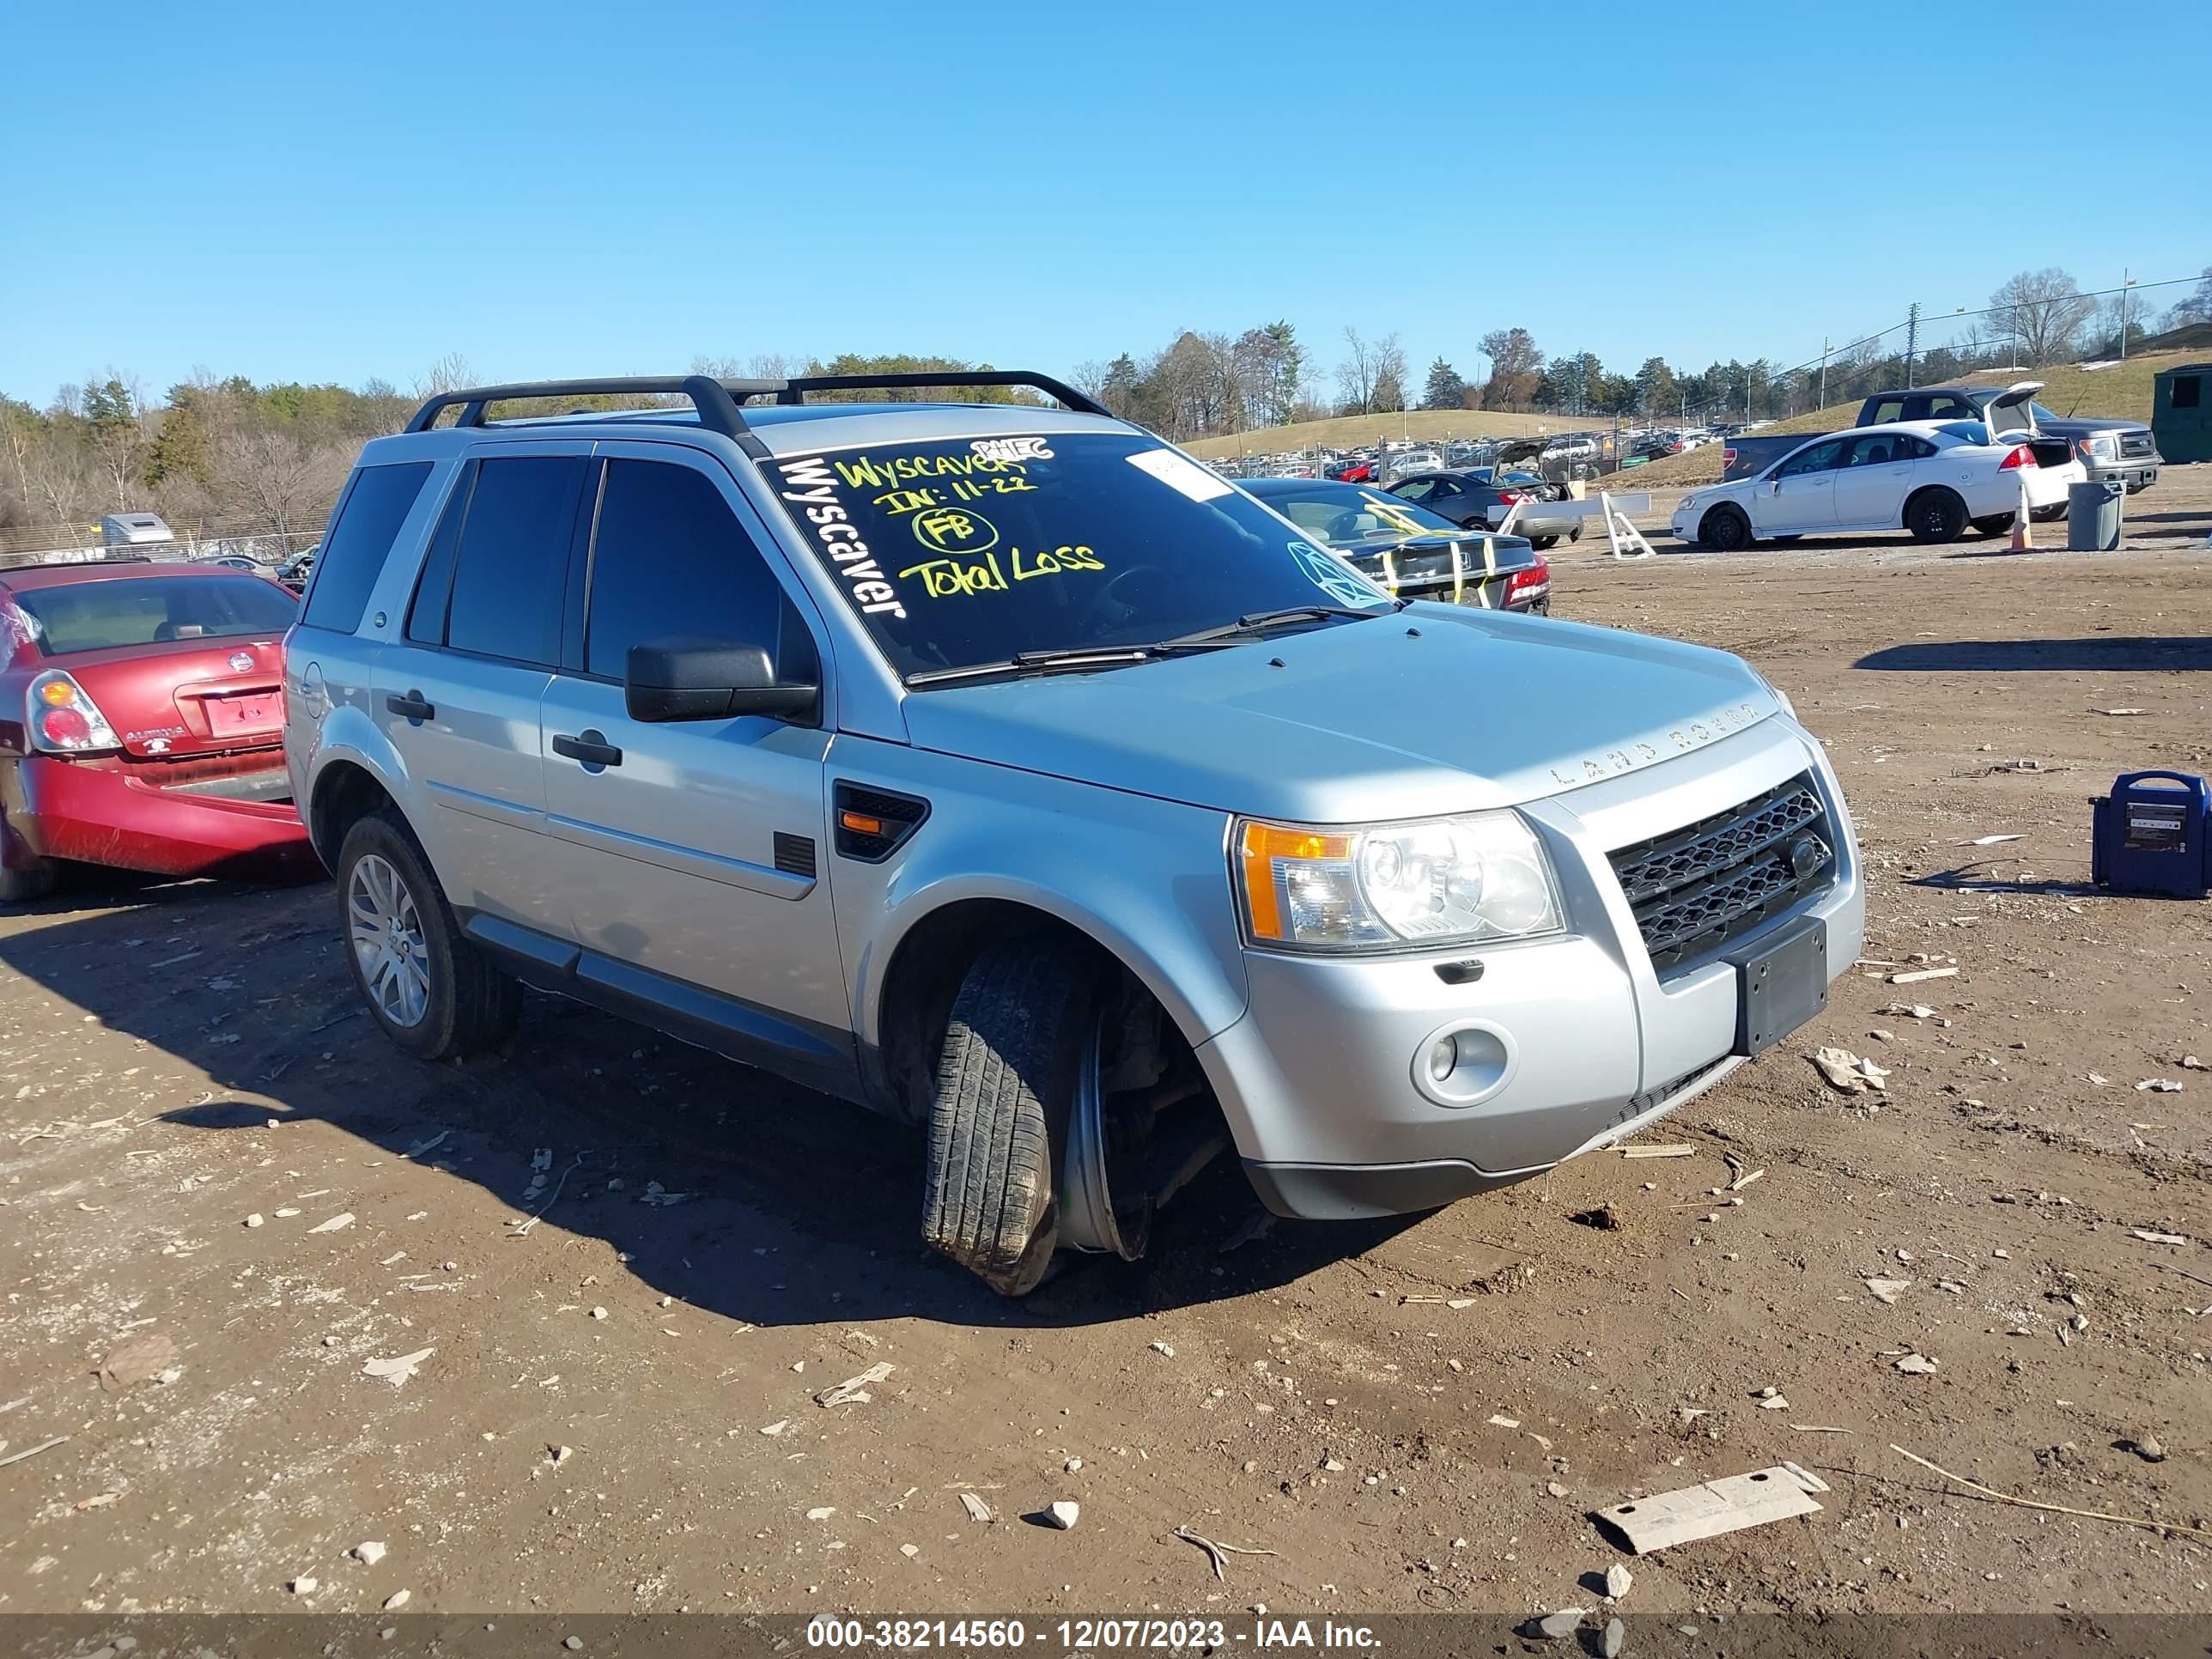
(284, 372), (1863, 1294)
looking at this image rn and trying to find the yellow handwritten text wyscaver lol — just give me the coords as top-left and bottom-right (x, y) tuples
(898, 545), (1105, 599)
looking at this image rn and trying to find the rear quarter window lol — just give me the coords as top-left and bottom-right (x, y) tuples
(302, 461), (435, 633)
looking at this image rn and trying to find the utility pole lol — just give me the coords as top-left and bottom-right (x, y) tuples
(1816, 339), (1830, 411)
(1904, 303), (1920, 388)
(2119, 270), (2135, 361)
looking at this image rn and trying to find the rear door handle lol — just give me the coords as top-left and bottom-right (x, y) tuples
(551, 730), (623, 769)
(386, 691), (434, 721)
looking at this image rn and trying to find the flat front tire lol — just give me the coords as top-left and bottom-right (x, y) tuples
(336, 809), (520, 1061)
(923, 939), (1109, 1296)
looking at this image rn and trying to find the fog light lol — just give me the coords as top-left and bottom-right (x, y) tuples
(1412, 1021), (1516, 1108)
(1426, 1035), (1458, 1081)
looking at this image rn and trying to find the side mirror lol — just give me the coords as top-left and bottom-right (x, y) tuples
(624, 638), (817, 724)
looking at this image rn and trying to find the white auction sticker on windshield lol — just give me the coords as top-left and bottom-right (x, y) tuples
(1125, 447), (1233, 502)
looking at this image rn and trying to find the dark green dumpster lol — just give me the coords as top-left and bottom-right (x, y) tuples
(2153, 362), (2212, 465)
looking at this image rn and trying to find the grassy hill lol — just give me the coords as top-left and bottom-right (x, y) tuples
(1613, 349), (2191, 489)
(1182, 405), (1578, 459)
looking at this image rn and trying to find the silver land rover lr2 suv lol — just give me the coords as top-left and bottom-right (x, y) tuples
(284, 372), (1863, 1294)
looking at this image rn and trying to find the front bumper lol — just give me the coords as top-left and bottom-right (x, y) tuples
(1197, 717), (1863, 1220)
(2, 752), (317, 881)
(2087, 461), (2158, 492)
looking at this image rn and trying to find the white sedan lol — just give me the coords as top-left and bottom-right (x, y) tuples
(1671, 419), (2083, 550)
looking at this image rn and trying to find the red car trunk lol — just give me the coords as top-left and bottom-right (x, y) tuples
(57, 634), (288, 759)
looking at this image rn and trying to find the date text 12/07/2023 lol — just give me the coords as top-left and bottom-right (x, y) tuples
(802, 1615), (1382, 1650)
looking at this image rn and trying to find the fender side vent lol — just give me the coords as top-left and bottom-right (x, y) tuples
(772, 833), (817, 878)
(834, 782), (930, 863)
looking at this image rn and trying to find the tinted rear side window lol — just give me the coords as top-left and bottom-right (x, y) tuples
(583, 460), (810, 680)
(443, 457), (586, 665)
(302, 461), (434, 632)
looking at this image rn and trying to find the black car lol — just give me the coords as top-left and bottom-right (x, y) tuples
(1240, 477), (1550, 613)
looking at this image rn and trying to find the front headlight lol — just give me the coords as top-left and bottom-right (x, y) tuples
(2085, 434), (2118, 462)
(1237, 811), (1565, 952)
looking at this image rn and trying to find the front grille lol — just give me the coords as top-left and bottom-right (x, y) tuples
(2119, 431), (2156, 459)
(1608, 773), (1835, 975)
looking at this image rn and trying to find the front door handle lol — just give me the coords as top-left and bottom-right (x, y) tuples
(551, 730), (623, 769)
(386, 690), (434, 721)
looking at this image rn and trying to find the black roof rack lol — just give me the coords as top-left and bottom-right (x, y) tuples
(772, 369), (1110, 416)
(403, 370), (1111, 457)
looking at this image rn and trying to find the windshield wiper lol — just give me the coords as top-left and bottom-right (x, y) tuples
(903, 605), (1396, 689)
(906, 647), (1160, 688)
(1151, 603), (1397, 651)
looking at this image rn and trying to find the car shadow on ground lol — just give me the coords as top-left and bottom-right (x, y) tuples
(0, 880), (1424, 1333)
(1855, 636), (2212, 672)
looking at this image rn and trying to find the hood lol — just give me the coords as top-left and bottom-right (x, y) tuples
(899, 606), (1778, 822)
(2014, 413), (2151, 439)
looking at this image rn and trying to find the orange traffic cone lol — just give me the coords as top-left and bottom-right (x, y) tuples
(2008, 471), (2034, 552)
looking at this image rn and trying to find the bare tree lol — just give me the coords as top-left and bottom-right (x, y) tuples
(1987, 270), (2096, 368)
(215, 428), (346, 542)
(412, 353), (475, 398)
(0, 402), (35, 521)
(1335, 325), (1380, 414)
(1370, 333), (1408, 413)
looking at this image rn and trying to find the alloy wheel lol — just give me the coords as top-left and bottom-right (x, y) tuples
(349, 853), (431, 1029)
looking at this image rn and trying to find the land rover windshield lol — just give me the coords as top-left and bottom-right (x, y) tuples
(765, 433), (1392, 682)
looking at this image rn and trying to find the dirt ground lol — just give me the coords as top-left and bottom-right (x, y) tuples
(3, 469), (2210, 1626)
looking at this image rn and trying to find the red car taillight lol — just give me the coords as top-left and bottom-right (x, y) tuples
(1505, 558), (1551, 601)
(1998, 445), (2034, 471)
(1498, 488), (1530, 505)
(27, 670), (123, 755)
(1723, 446), (1739, 468)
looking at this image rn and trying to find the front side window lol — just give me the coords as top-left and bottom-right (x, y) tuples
(1775, 438), (1845, 478)
(441, 456), (586, 665)
(1868, 399), (1905, 424)
(584, 459), (810, 681)
(2172, 374), (2202, 410)
(15, 574), (297, 657)
(1928, 395), (1974, 420)
(762, 433), (1389, 681)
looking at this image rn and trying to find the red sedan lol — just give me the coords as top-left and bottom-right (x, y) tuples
(0, 560), (317, 903)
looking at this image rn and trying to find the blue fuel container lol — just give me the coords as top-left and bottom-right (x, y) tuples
(2092, 771), (2212, 898)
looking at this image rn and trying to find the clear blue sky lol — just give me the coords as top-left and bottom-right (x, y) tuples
(3, 0), (2206, 406)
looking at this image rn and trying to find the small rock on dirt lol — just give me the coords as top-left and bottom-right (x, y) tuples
(352, 1540), (386, 1566)
(1895, 1353), (1939, 1375)
(1605, 1563), (1632, 1598)
(2135, 1435), (2166, 1462)
(1064, 1456), (1083, 1473)
(1535, 1609), (1584, 1639)
(1864, 1277), (1911, 1304)
(1569, 1205), (1625, 1232)
(1149, 1340), (1176, 1358)
(960, 1492), (994, 1523)
(245, 1213), (264, 1228)
(289, 1577), (318, 1595)
(1602, 1617), (1626, 1657)
(1043, 1500), (1079, 1529)
(383, 1589), (410, 1610)
(99, 1332), (180, 1392)
(1547, 1480), (1571, 1498)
